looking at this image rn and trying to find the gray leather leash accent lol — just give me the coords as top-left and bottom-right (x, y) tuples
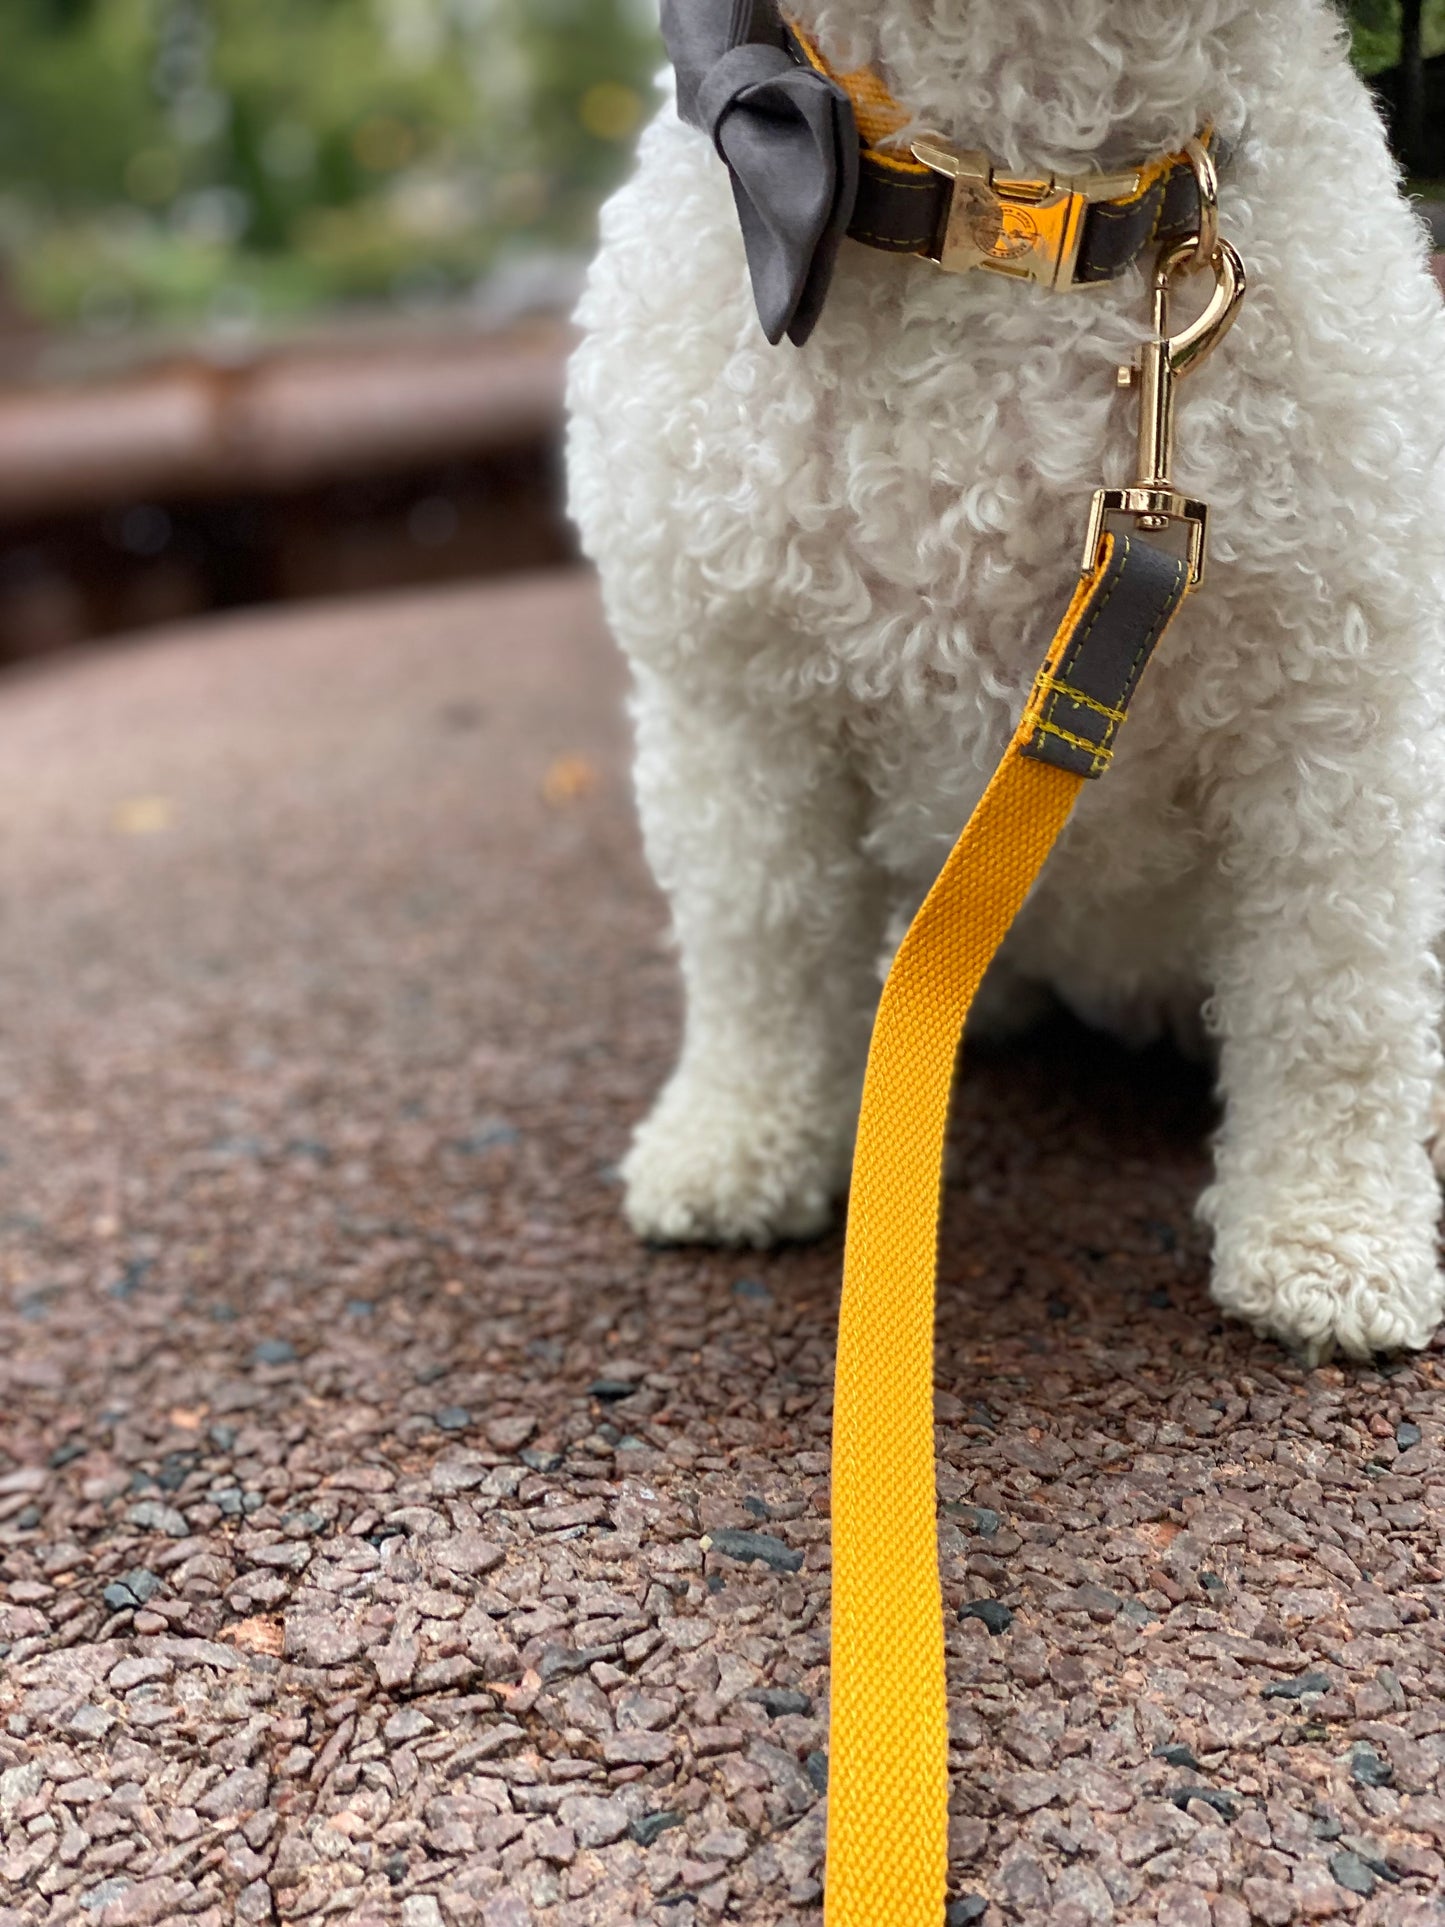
(1020, 533), (1190, 780)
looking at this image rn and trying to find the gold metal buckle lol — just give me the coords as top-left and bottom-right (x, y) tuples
(909, 139), (1144, 290)
(1083, 235), (1247, 591)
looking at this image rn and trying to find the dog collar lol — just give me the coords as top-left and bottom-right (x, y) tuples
(661, 0), (1225, 346)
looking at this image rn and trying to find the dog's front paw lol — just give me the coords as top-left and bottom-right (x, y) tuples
(1205, 1186), (1444, 1361)
(621, 1072), (848, 1248)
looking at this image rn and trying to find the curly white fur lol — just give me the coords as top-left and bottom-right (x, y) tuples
(566, 0), (1445, 1360)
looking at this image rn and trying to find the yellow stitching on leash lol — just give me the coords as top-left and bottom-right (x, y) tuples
(1031, 718), (1115, 761)
(1036, 678), (1128, 723)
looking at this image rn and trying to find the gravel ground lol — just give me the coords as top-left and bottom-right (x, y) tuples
(1, 569), (1444, 1927)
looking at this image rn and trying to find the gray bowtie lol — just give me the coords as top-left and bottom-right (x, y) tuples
(661, 0), (859, 346)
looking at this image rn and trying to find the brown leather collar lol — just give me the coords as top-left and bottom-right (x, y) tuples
(850, 135), (1224, 292)
(785, 17), (1227, 294)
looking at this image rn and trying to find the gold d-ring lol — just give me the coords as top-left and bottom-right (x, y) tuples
(1183, 136), (1220, 272)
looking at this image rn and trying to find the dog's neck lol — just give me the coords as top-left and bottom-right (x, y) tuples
(786, 0), (1320, 173)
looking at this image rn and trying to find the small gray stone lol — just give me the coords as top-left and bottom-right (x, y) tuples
(235, 1881), (274, 1923)
(196, 1766), (269, 1819)
(1119, 1598), (1158, 1623)
(252, 1339), (297, 1365)
(384, 1705), (433, 1742)
(372, 1636), (419, 1690)
(1063, 1582), (1123, 1618)
(246, 1541), (311, 1570)
(0, 1760), (43, 1813)
(1000, 1772), (1059, 1814)
(558, 1791), (629, 1848)
(961, 1507), (1001, 1536)
(747, 1688), (813, 1718)
(1153, 1885), (1212, 1927)
(486, 1416), (537, 1452)
(530, 1820), (576, 1864)
(1329, 1850), (1377, 1896)
(456, 1120), (519, 1154)
(284, 1615), (363, 1666)
(946, 1901), (987, 1927)
(1168, 1785), (1238, 1820)
(126, 1501), (188, 1538)
(96, 1877), (185, 1925)
(108, 1656), (174, 1690)
(1261, 1672), (1331, 1700)
(958, 1598), (1013, 1635)
(430, 1531), (505, 1577)
(79, 1881), (133, 1914)
(400, 1901), (446, 1927)
(69, 1704), (116, 1740)
(630, 1811), (685, 1847)
(706, 1528), (803, 1573)
(481, 1896), (533, 1927)
(696, 1825), (749, 1860)
(1349, 1743), (1393, 1789)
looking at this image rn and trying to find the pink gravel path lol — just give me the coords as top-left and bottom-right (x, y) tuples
(0, 572), (1443, 1927)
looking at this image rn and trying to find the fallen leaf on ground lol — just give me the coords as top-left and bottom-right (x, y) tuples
(220, 1616), (285, 1656)
(112, 795), (174, 835)
(542, 756), (596, 805)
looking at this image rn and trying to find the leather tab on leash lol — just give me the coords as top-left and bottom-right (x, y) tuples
(826, 241), (1245, 1925)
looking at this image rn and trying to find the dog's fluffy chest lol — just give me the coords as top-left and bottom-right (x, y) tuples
(569, 47), (1445, 921)
(635, 128), (1209, 772)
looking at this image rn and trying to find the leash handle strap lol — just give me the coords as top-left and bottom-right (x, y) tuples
(826, 530), (1189, 1926)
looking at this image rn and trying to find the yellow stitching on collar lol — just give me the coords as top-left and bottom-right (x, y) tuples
(785, 12), (1206, 201)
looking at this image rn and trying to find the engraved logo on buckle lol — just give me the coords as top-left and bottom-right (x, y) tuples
(965, 193), (1039, 264)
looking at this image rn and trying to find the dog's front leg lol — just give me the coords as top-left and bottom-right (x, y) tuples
(1200, 749), (1444, 1360)
(622, 672), (883, 1247)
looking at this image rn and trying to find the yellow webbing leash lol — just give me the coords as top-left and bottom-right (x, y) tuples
(826, 553), (1126, 1926)
(824, 236), (1247, 1924)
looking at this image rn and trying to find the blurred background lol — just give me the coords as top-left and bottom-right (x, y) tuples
(0, 0), (1440, 661)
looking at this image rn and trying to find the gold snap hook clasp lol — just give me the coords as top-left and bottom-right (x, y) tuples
(1132, 234), (1248, 500)
(1082, 233), (1247, 590)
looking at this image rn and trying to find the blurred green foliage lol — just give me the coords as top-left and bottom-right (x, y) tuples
(1350, 0), (1445, 69)
(0, 0), (1438, 337)
(0, 0), (661, 333)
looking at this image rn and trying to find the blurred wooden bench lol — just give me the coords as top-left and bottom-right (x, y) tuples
(2, 250), (1441, 661)
(0, 321), (573, 660)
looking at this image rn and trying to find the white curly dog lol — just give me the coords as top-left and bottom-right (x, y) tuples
(567, 0), (1445, 1361)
